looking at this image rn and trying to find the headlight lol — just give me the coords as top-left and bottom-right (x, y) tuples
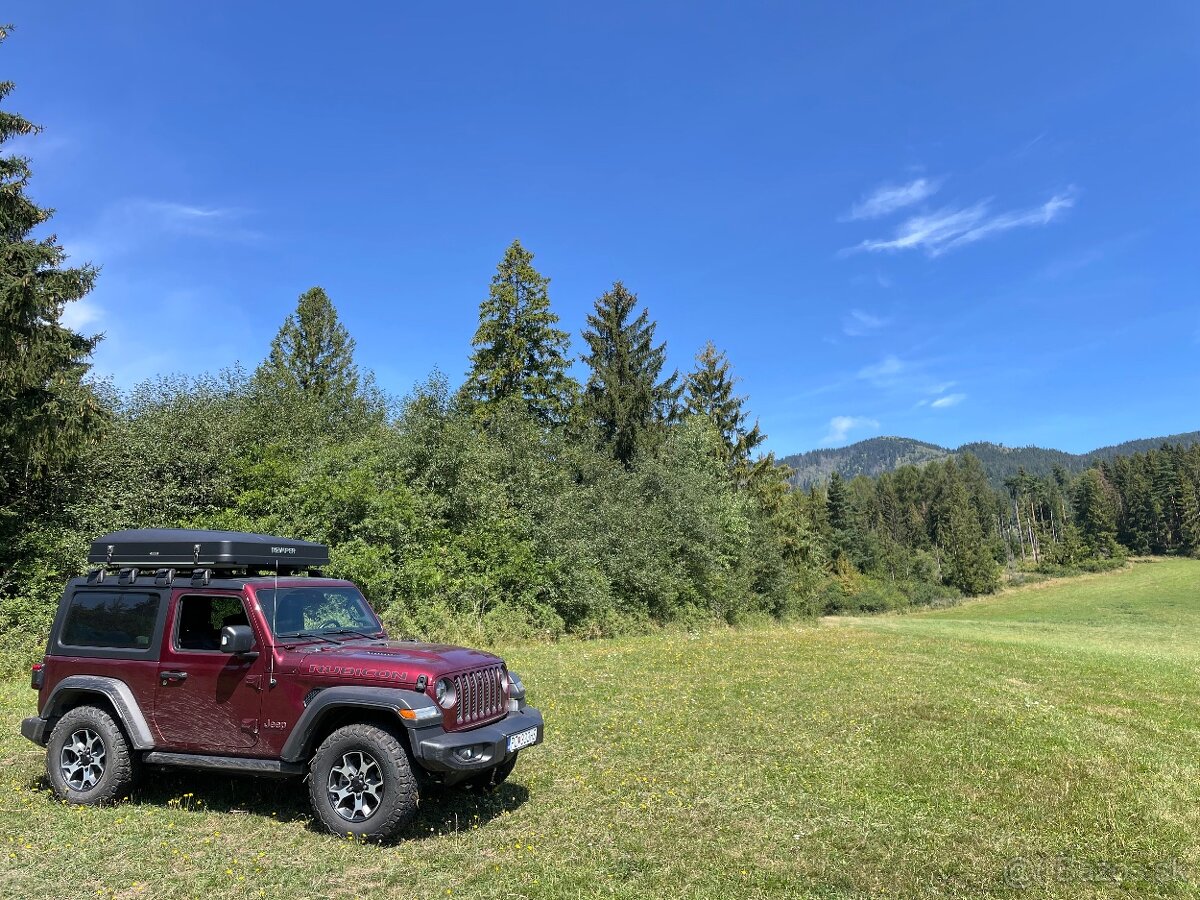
(435, 676), (456, 709)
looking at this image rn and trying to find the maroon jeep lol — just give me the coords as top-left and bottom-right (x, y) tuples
(20, 529), (544, 841)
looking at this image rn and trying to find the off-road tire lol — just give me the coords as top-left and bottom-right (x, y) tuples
(46, 705), (138, 805)
(308, 723), (418, 841)
(462, 751), (519, 793)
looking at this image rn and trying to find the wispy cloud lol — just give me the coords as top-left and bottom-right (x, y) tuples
(931, 392), (966, 408)
(133, 200), (258, 239)
(842, 308), (889, 337)
(844, 177), (940, 221)
(60, 297), (103, 332)
(821, 415), (880, 446)
(1016, 132), (1047, 158)
(845, 191), (1075, 257)
(857, 354), (907, 385)
(61, 198), (262, 264)
(850, 272), (894, 289)
(4, 131), (73, 160)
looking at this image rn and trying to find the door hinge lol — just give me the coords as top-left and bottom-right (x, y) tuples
(245, 674), (264, 692)
(240, 718), (258, 735)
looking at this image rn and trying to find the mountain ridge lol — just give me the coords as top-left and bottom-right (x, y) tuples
(780, 430), (1200, 489)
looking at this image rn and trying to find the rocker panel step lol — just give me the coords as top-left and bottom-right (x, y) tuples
(143, 751), (304, 777)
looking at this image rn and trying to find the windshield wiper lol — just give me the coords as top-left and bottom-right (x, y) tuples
(329, 628), (384, 641)
(277, 630), (343, 646)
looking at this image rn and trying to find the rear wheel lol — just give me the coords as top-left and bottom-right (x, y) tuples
(46, 705), (138, 805)
(462, 752), (519, 793)
(308, 724), (418, 841)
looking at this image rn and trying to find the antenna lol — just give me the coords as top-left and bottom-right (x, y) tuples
(268, 560), (279, 688)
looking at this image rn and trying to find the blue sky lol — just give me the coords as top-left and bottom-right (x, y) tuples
(7, 2), (1198, 455)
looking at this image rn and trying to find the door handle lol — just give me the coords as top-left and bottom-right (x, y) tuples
(160, 670), (188, 684)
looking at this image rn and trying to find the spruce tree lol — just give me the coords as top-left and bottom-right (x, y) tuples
(0, 27), (104, 517)
(1073, 468), (1120, 558)
(825, 471), (861, 566)
(683, 341), (764, 468)
(579, 281), (680, 466)
(1171, 446), (1200, 553)
(465, 240), (576, 425)
(257, 286), (359, 406)
(933, 461), (1000, 594)
(826, 471), (850, 535)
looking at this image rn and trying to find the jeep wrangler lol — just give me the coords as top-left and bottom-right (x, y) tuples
(20, 529), (544, 841)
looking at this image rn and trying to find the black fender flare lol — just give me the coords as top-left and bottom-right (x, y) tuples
(280, 686), (441, 763)
(39, 675), (156, 749)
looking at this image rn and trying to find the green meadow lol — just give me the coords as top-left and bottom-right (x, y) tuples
(2, 558), (1199, 899)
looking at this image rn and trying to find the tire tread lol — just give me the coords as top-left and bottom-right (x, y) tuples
(46, 704), (137, 805)
(307, 723), (418, 842)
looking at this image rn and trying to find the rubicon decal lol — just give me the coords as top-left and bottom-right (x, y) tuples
(307, 664), (407, 681)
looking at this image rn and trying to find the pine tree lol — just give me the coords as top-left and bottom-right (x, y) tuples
(826, 471), (850, 535)
(933, 461), (1000, 594)
(683, 341), (764, 469)
(1121, 455), (1160, 554)
(257, 286), (359, 406)
(465, 240), (576, 425)
(1179, 463), (1200, 553)
(579, 281), (679, 466)
(1, 27), (104, 515)
(1073, 468), (1120, 558)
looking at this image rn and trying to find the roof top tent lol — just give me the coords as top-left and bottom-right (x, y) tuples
(87, 528), (330, 574)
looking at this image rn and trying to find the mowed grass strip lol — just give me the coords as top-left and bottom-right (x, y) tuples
(2, 558), (1199, 899)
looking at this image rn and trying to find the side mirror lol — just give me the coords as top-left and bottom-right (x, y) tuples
(220, 625), (255, 655)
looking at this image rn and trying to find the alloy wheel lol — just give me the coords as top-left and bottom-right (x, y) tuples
(60, 728), (106, 790)
(327, 750), (384, 822)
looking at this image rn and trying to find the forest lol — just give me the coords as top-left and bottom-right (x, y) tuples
(3, 47), (1199, 673)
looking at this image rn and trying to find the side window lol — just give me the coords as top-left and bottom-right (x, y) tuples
(61, 591), (159, 650)
(175, 596), (252, 652)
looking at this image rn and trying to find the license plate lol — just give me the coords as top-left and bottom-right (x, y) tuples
(506, 726), (539, 752)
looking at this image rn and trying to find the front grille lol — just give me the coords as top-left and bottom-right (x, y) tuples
(454, 665), (505, 726)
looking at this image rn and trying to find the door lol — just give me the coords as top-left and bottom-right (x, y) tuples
(153, 592), (265, 751)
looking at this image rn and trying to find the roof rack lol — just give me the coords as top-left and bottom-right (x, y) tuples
(87, 529), (329, 575)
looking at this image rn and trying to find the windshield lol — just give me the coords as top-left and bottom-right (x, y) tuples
(255, 586), (383, 638)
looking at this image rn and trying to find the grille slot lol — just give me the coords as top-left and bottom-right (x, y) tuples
(453, 665), (505, 725)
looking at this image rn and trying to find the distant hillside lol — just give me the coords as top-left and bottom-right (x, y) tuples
(780, 431), (1200, 489)
(780, 437), (950, 488)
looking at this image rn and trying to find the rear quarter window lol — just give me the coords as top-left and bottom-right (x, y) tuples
(60, 591), (159, 649)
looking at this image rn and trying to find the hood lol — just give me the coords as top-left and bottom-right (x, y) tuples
(297, 640), (503, 687)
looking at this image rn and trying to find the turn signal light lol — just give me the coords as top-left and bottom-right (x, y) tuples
(397, 706), (440, 723)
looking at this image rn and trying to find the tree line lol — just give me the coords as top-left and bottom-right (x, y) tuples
(2, 33), (1197, 669)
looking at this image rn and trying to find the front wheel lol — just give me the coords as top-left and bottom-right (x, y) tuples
(308, 724), (418, 841)
(45, 705), (138, 805)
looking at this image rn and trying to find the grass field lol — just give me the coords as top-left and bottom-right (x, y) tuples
(2, 558), (1199, 899)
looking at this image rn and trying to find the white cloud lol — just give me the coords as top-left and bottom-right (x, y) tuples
(60, 198), (261, 264)
(857, 354), (906, 383)
(845, 191), (1075, 257)
(931, 392), (967, 408)
(131, 200), (257, 239)
(845, 178), (940, 221)
(60, 297), (103, 332)
(842, 308), (889, 337)
(821, 415), (880, 446)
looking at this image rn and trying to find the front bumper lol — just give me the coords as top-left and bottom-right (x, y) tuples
(411, 706), (544, 779)
(21, 716), (49, 747)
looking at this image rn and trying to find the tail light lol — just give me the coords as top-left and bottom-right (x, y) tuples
(30, 663), (44, 691)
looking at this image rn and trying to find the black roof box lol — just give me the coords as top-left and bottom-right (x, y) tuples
(88, 529), (329, 570)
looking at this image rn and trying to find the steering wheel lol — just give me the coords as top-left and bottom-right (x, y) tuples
(319, 619), (340, 631)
